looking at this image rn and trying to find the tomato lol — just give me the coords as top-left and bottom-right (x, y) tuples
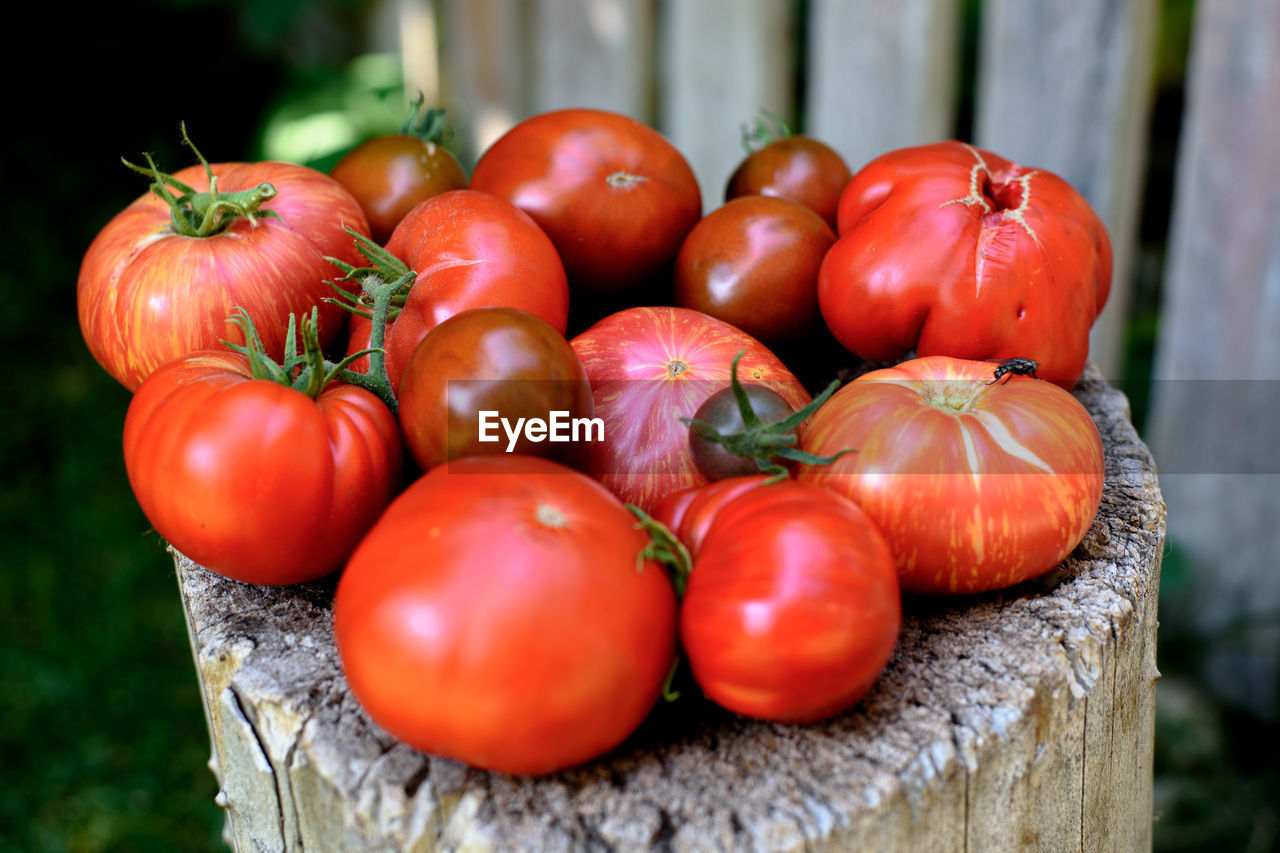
(568, 306), (811, 514)
(796, 355), (1105, 595)
(725, 133), (852, 231)
(679, 480), (901, 723)
(333, 454), (678, 775)
(123, 350), (402, 586)
(469, 108), (702, 304)
(686, 382), (797, 481)
(79, 157), (370, 391)
(653, 474), (771, 557)
(345, 189), (569, 391)
(329, 104), (468, 243)
(397, 307), (593, 471)
(818, 141), (1111, 388)
(673, 196), (835, 348)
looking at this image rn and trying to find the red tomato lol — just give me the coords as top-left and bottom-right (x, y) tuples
(796, 356), (1105, 595)
(333, 454), (678, 776)
(673, 196), (835, 348)
(680, 480), (900, 723)
(345, 189), (569, 391)
(397, 307), (593, 471)
(469, 108), (702, 302)
(79, 161), (370, 391)
(330, 132), (467, 244)
(653, 475), (771, 557)
(819, 141), (1111, 388)
(568, 306), (810, 514)
(725, 134), (852, 231)
(123, 350), (402, 585)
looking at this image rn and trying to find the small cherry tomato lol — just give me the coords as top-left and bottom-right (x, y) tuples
(329, 100), (468, 243)
(724, 115), (852, 231)
(687, 383), (796, 481)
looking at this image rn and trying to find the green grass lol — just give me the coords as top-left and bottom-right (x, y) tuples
(0, 329), (225, 852)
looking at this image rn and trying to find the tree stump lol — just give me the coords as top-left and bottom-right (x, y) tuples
(176, 366), (1165, 852)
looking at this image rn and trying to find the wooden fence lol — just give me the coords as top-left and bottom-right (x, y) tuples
(384, 0), (1279, 717)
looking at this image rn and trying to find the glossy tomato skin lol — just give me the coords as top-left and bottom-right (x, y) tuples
(79, 162), (370, 391)
(653, 474), (771, 557)
(333, 454), (678, 776)
(674, 196), (835, 348)
(680, 480), (901, 723)
(330, 134), (468, 243)
(569, 306), (810, 514)
(819, 141), (1111, 388)
(469, 108), (702, 302)
(796, 356), (1105, 595)
(346, 189), (569, 391)
(725, 135), (852, 231)
(397, 307), (593, 471)
(123, 351), (402, 585)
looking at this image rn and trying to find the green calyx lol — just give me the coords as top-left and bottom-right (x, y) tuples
(740, 109), (794, 153)
(122, 122), (279, 238)
(628, 505), (692, 597)
(218, 233), (411, 414)
(401, 92), (452, 144)
(325, 228), (416, 323)
(681, 350), (855, 482)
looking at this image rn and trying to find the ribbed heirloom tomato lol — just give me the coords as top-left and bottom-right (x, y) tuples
(797, 356), (1105, 595)
(123, 348), (402, 586)
(334, 455), (678, 776)
(79, 149), (369, 391)
(819, 141), (1111, 388)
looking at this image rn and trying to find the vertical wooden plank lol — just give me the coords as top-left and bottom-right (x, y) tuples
(660, 0), (798, 208)
(806, 0), (962, 173)
(1147, 0), (1280, 718)
(398, 0), (442, 106)
(529, 0), (655, 122)
(436, 0), (527, 166)
(974, 0), (1159, 381)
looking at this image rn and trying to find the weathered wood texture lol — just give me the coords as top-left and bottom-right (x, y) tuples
(805, 0), (961, 175)
(661, 0), (797, 207)
(177, 367), (1164, 852)
(1146, 0), (1280, 719)
(974, 0), (1158, 381)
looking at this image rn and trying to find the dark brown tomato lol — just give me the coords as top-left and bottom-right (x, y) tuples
(397, 307), (593, 471)
(688, 383), (797, 481)
(673, 196), (835, 348)
(330, 134), (468, 244)
(725, 135), (852, 231)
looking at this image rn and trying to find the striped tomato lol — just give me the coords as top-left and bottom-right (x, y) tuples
(796, 356), (1104, 595)
(568, 306), (809, 513)
(78, 150), (369, 391)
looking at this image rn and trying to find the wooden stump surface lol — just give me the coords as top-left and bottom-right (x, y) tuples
(176, 366), (1166, 852)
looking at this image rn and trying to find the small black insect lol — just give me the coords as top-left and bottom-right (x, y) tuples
(988, 357), (1039, 384)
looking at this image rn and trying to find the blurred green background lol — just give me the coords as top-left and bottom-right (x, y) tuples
(1, 1), (1274, 851)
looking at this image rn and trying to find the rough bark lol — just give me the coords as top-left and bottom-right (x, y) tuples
(177, 365), (1165, 852)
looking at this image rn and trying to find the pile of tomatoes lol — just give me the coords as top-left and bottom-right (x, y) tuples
(77, 105), (1111, 777)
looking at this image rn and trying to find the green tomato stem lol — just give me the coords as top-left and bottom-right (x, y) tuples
(122, 123), (280, 238)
